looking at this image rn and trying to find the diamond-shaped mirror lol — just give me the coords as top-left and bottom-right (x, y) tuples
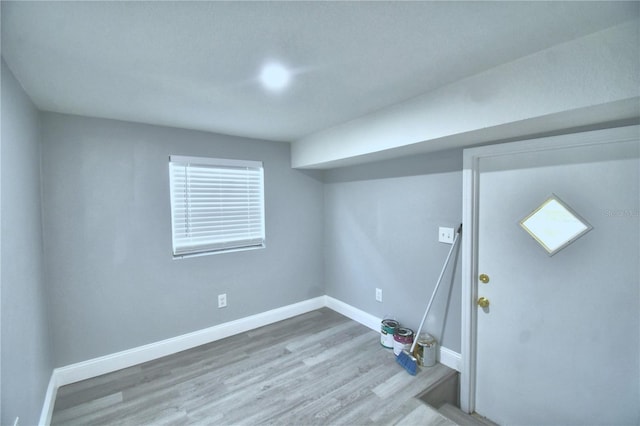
(520, 194), (593, 256)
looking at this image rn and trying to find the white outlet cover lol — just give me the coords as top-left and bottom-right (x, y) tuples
(218, 293), (227, 308)
(439, 227), (454, 244)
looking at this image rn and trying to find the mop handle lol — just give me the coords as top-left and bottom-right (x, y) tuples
(409, 224), (462, 354)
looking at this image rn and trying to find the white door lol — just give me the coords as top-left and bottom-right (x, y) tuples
(468, 128), (639, 425)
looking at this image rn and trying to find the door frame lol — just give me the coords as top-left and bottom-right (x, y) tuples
(459, 124), (639, 414)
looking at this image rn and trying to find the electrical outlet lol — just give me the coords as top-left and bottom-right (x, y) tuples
(439, 227), (454, 244)
(375, 288), (383, 302)
(218, 293), (227, 308)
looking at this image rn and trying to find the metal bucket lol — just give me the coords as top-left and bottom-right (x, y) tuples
(414, 333), (437, 367)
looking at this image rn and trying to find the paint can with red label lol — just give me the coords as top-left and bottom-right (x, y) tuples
(393, 327), (414, 356)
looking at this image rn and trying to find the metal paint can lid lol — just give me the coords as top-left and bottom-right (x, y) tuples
(393, 327), (414, 344)
(382, 320), (400, 330)
(416, 333), (436, 346)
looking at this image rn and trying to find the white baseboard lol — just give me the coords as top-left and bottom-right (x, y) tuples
(53, 296), (325, 387)
(42, 295), (461, 425)
(323, 296), (381, 332)
(38, 373), (59, 426)
(439, 345), (462, 372)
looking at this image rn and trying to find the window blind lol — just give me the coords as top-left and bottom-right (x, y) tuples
(169, 155), (265, 257)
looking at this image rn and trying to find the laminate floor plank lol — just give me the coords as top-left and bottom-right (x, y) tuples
(52, 393), (124, 425)
(52, 308), (456, 425)
(393, 403), (456, 426)
(53, 366), (146, 411)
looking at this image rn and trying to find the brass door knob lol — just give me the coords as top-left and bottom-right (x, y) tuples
(479, 274), (490, 283)
(477, 297), (490, 308)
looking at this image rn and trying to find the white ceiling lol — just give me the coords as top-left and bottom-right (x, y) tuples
(2, 1), (638, 143)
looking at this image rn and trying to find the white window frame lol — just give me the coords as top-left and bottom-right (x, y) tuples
(169, 155), (265, 258)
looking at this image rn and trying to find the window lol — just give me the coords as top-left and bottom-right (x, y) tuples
(169, 155), (265, 258)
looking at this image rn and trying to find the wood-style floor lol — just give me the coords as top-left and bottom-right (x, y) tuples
(52, 308), (456, 425)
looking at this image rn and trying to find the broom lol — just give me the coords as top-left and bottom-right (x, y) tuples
(396, 223), (462, 375)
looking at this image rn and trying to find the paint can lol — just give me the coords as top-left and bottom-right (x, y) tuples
(380, 319), (399, 349)
(414, 333), (437, 367)
(393, 327), (414, 356)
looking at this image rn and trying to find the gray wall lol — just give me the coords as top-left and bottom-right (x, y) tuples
(1, 60), (53, 426)
(323, 149), (463, 352)
(40, 113), (324, 367)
